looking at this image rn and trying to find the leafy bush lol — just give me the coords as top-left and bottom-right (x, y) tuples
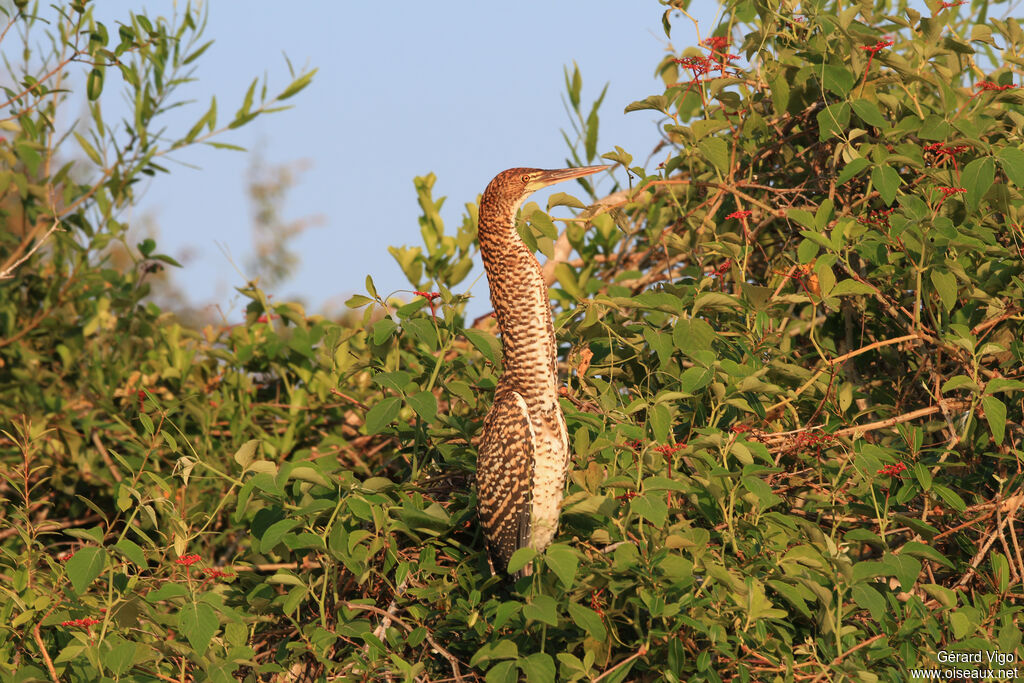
(2, 0), (1023, 681)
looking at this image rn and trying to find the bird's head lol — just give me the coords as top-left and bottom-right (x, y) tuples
(481, 165), (610, 219)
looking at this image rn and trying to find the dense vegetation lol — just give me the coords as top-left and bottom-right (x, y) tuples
(2, 1), (1023, 681)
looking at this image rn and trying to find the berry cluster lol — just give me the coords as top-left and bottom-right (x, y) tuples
(857, 207), (896, 229)
(794, 431), (835, 456)
(654, 443), (685, 458)
(414, 291), (441, 316)
(877, 462), (907, 477)
(61, 617), (101, 629)
(202, 567), (235, 579)
(973, 81), (1018, 98)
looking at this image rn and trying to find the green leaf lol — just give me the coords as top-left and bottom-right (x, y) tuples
(643, 476), (689, 492)
(648, 403), (670, 443)
(407, 391), (437, 423)
(521, 652), (556, 682)
(233, 439), (260, 469)
(679, 366), (713, 393)
(962, 157), (995, 211)
(67, 546), (108, 595)
(113, 539), (146, 568)
(470, 639), (518, 667)
(816, 102), (850, 140)
(997, 147), (1024, 186)
(624, 95), (668, 114)
(919, 114), (950, 140)
(630, 493), (668, 526)
(147, 583), (189, 603)
(403, 318), (438, 351)
(463, 328), (501, 365)
(797, 238), (819, 263)
(932, 483), (967, 512)
(771, 71), (790, 113)
(699, 136), (730, 173)
(485, 661), (518, 683)
(929, 269), (958, 312)
(554, 263), (584, 300)
(585, 108), (599, 162)
(852, 583), (887, 622)
(547, 192), (586, 210)
(522, 595), (558, 627)
(837, 158), (870, 185)
(181, 39), (213, 65)
(942, 375), (980, 392)
(992, 552), (1010, 593)
(851, 99), (888, 127)
(565, 63), (581, 110)
(365, 274), (379, 299)
(203, 139), (245, 150)
(830, 279), (876, 296)
(507, 547), (536, 575)
(788, 208), (816, 230)
(901, 541), (954, 568)
(741, 476), (783, 508)
(373, 370), (411, 393)
(345, 294), (373, 309)
(601, 145), (632, 167)
(889, 554), (922, 591)
(986, 378), (1024, 394)
(260, 518), (301, 552)
(491, 602), (521, 630)
(178, 602), (219, 656)
(692, 292), (739, 315)
(821, 65), (855, 96)
(102, 635), (137, 675)
(981, 395), (1006, 444)
(74, 132), (102, 165)
(205, 141), (246, 151)
(364, 396), (402, 435)
(86, 67), (104, 100)
(922, 583), (957, 609)
(871, 164), (901, 205)
(567, 602), (607, 640)
(278, 69), (316, 100)
(543, 543), (578, 589)
(371, 318), (397, 345)
(528, 211), (557, 240)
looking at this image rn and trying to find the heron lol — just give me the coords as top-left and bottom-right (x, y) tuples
(474, 164), (609, 578)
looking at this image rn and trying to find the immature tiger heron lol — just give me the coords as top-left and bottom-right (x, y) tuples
(475, 164), (609, 577)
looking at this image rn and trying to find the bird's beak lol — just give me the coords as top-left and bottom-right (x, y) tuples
(533, 164), (611, 190)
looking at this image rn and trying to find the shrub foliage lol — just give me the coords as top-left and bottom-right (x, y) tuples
(2, 0), (1023, 681)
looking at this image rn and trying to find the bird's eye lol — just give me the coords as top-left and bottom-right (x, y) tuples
(521, 174), (531, 183)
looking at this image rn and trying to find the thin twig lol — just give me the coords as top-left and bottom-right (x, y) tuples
(758, 399), (970, 447)
(329, 388), (369, 411)
(0, 513), (102, 542)
(594, 644), (648, 682)
(766, 333), (921, 415)
(831, 399), (968, 439)
(371, 577), (409, 643)
(340, 601), (465, 683)
(92, 432), (123, 483)
(0, 218), (62, 280)
(32, 601), (61, 683)
(806, 634), (886, 683)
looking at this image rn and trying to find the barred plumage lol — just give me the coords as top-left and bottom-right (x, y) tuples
(475, 165), (609, 577)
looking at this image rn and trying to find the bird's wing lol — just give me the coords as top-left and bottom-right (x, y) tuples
(476, 389), (535, 574)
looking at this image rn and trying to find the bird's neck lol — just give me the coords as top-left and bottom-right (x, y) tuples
(477, 206), (558, 398)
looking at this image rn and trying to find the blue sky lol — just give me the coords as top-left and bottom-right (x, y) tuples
(92, 3), (718, 318)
